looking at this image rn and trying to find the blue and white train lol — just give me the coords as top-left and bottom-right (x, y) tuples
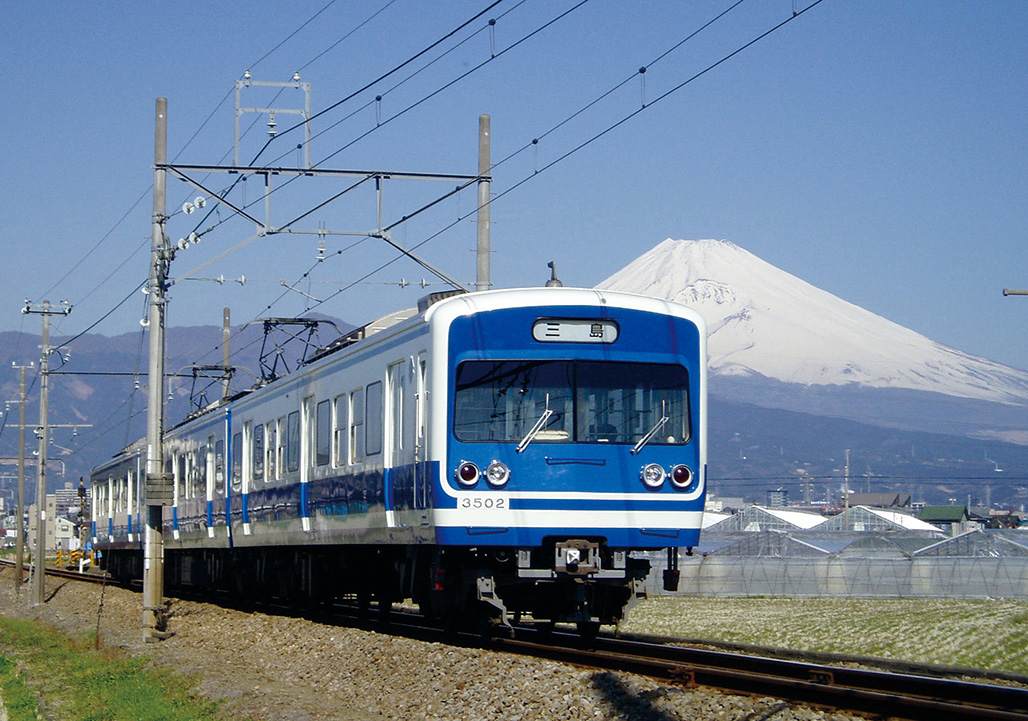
(91, 286), (707, 631)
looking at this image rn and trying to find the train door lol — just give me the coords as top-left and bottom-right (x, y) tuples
(206, 436), (217, 538)
(126, 464), (135, 542)
(301, 396), (314, 532)
(414, 353), (430, 522)
(386, 359), (417, 527)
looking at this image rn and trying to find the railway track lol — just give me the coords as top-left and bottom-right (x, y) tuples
(6, 560), (1027, 720)
(493, 629), (1028, 721)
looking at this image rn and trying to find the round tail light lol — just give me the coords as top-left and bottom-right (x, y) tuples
(455, 461), (480, 486)
(670, 464), (694, 491)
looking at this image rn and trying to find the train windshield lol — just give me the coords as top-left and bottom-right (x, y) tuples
(453, 360), (690, 445)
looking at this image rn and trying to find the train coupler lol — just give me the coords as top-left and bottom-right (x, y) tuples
(476, 574), (513, 631)
(554, 539), (600, 576)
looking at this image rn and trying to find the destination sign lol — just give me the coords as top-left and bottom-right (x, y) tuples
(532, 318), (619, 344)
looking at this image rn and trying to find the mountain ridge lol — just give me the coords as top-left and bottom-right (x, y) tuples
(598, 238), (1028, 406)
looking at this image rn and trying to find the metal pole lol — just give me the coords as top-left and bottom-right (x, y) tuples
(476, 114), (491, 292)
(33, 304), (51, 606)
(222, 308), (231, 399)
(20, 300), (70, 606)
(143, 97), (171, 642)
(14, 363), (28, 595)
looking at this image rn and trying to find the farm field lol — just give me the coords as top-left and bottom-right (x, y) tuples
(622, 596), (1028, 676)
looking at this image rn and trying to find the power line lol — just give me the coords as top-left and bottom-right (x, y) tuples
(291, 1), (825, 319)
(34, 1), (388, 340)
(179, 0), (521, 244)
(246, 0), (508, 166)
(178, 0), (585, 264)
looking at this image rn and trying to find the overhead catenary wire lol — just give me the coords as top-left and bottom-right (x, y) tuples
(180, 0), (528, 243)
(49, 0), (828, 384)
(30, 0), (395, 340)
(181, 0), (824, 366)
(178, 0), (762, 281)
(3, 0), (415, 456)
(244, 0), (508, 167)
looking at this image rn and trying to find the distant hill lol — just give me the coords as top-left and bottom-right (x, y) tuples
(0, 315), (352, 497)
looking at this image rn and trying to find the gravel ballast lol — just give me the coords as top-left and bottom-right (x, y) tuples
(0, 576), (863, 721)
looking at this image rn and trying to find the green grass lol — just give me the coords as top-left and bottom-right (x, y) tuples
(622, 596), (1028, 675)
(0, 618), (225, 721)
(0, 652), (40, 721)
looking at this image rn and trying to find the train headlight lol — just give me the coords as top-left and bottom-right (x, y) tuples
(640, 463), (666, 489)
(484, 461), (510, 487)
(455, 461), (480, 487)
(669, 464), (694, 491)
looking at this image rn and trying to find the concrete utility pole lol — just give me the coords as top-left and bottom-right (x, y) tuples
(12, 362), (33, 595)
(22, 300), (71, 606)
(222, 308), (231, 400)
(476, 114), (491, 292)
(143, 97), (174, 642)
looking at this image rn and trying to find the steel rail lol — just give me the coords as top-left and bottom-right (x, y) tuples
(495, 630), (1028, 721)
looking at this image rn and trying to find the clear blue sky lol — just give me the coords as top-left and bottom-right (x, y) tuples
(3, 1), (1028, 371)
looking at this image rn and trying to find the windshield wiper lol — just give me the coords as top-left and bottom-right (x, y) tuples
(517, 393), (553, 453)
(631, 401), (669, 455)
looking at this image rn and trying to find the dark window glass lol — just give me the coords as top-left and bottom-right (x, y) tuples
(253, 424), (265, 481)
(365, 382), (383, 456)
(453, 360), (689, 445)
(231, 433), (242, 491)
(287, 411), (300, 472)
(316, 399), (331, 466)
(214, 439), (225, 495)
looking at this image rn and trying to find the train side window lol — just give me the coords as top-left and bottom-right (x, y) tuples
(333, 394), (347, 467)
(316, 399), (331, 466)
(349, 389), (364, 464)
(366, 381), (383, 456)
(276, 417), (286, 476)
(231, 431), (243, 492)
(265, 422), (276, 482)
(187, 450), (197, 499)
(388, 361), (406, 454)
(200, 444), (209, 498)
(214, 439), (225, 496)
(417, 359), (428, 448)
(287, 410), (300, 472)
(176, 453), (186, 501)
(253, 423), (265, 483)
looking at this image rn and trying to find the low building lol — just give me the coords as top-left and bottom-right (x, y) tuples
(916, 505), (975, 536)
(847, 492), (911, 509)
(28, 494), (83, 552)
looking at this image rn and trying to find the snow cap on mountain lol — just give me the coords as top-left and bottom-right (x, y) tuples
(597, 239), (1028, 404)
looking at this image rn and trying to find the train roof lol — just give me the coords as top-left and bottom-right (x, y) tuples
(423, 286), (707, 331)
(164, 287), (705, 432)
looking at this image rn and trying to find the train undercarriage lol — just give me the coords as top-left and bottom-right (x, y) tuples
(102, 538), (656, 635)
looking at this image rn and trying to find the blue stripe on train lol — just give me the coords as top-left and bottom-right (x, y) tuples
(435, 525), (700, 548)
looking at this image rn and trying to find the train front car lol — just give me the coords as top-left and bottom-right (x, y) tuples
(424, 288), (706, 632)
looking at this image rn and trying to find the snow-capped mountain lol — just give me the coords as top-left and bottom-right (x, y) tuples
(598, 238), (1028, 405)
(596, 239), (1028, 443)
